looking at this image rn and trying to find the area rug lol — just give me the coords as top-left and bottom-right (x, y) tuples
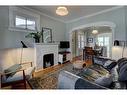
(28, 63), (81, 89)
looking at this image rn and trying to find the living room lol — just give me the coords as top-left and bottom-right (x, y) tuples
(0, 4), (127, 91)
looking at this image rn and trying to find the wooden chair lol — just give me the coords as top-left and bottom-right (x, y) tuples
(83, 47), (95, 60)
(1, 69), (26, 89)
(0, 62), (34, 89)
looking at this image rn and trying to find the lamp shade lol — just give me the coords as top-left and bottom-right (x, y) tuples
(114, 40), (120, 46)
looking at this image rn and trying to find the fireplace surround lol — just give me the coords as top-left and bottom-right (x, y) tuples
(34, 43), (59, 71)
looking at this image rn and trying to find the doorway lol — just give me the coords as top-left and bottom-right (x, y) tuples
(71, 26), (113, 58)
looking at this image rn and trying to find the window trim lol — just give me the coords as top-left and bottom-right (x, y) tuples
(15, 15), (36, 31)
(9, 6), (40, 32)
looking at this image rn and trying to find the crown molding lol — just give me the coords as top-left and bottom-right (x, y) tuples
(22, 6), (123, 24)
(21, 6), (66, 23)
(65, 6), (124, 23)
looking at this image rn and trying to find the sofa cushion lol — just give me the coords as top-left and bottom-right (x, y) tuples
(117, 58), (127, 82)
(118, 63), (127, 81)
(117, 58), (127, 72)
(57, 71), (80, 89)
(103, 60), (117, 71)
(93, 57), (107, 66)
(93, 56), (117, 71)
(104, 60), (114, 67)
(75, 78), (106, 89)
(2, 71), (23, 83)
(95, 74), (112, 87)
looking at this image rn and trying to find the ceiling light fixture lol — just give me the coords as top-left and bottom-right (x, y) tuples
(92, 29), (98, 34)
(56, 7), (68, 16)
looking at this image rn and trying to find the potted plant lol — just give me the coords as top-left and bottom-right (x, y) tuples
(25, 32), (42, 43)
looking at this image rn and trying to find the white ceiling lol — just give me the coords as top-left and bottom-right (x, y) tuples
(27, 6), (116, 23)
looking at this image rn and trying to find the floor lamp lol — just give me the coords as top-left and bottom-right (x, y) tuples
(121, 41), (126, 58)
(20, 41), (28, 64)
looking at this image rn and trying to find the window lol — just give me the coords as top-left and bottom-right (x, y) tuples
(27, 19), (36, 30)
(78, 34), (85, 49)
(15, 16), (26, 29)
(97, 37), (104, 46)
(15, 15), (36, 30)
(9, 6), (40, 32)
(97, 33), (112, 57)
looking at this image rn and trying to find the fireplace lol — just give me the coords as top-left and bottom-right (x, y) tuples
(34, 43), (59, 71)
(43, 53), (54, 68)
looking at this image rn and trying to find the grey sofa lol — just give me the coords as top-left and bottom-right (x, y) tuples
(58, 57), (127, 89)
(58, 70), (106, 89)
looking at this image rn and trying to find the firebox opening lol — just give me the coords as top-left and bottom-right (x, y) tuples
(43, 53), (54, 69)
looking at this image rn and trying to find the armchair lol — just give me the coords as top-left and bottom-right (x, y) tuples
(0, 62), (35, 89)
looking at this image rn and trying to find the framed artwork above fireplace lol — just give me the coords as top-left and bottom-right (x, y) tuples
(42, 27), (52, 43)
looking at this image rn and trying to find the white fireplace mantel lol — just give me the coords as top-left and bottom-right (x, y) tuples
(34, 43), (59, 71)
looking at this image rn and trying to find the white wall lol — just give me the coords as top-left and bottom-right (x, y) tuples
(0, 6), (67, 70)
(112, 47), (127, 60)
(66, 6), (127, 59)
(66, 7), (127, 42)
(0, 48), (34, 71)
(0, 6), (67, 49)
(40, 15), (66, 42)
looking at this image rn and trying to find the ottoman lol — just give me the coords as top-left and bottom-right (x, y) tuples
(73, 60), (85, 69)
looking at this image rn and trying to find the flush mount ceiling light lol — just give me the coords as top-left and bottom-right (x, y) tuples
(56, 7), (68, 16)
(92, 29), (98, 34)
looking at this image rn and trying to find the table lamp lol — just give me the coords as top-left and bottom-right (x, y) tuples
(114, 40), (120, 46)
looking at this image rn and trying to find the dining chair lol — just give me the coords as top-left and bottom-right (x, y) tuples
(83, 47), (95, 60)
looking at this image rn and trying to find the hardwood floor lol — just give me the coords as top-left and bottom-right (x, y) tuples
(33, 57), (92, 78)
(33, 61), (71, 77)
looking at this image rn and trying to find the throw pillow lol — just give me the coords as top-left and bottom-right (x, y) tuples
(103, 60), (117, 71)
(104, 60), (113, 67)
(117, 58), (127, 72)
(95, 74), (112, 87)
(118, 63), (127, 81)
(93, 57), (108, 66)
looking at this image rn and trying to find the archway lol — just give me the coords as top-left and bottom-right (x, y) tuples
(69, 21), (116, 59)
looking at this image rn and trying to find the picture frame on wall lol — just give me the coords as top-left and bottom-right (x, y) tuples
(42, 27), (52, 43)
(87, 38), (93, 43)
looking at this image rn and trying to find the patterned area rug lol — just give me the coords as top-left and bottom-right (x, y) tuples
(28, 63), (81, 89)
(28, 62), (110, 89)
